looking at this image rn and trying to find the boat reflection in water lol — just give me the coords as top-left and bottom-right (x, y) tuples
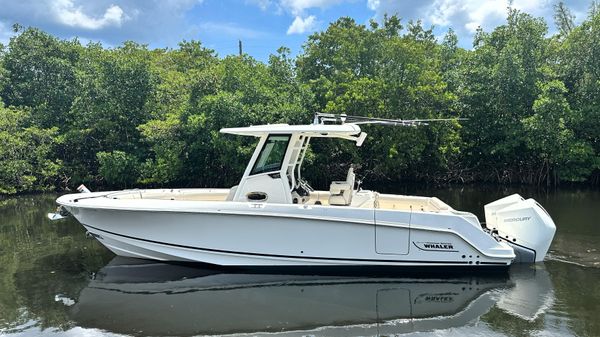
(70, 258), (554, 336)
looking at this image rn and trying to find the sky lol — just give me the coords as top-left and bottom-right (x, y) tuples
(0, 0), (594, 62)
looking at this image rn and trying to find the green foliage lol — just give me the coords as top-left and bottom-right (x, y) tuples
(64, 41), (157, 183)
(522, 80), (596, 183)
(458, 10), (555, 183)
(0, 28), (79, 128)
(0, 102), (61, 194)
(0, 7), (599, 194)
(96, 151), (140, 187)
(297, 16), (460, 183)
(560, 10), (600, 159)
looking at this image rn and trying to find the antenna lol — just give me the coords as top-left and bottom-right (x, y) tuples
(313, 112), (467, 126)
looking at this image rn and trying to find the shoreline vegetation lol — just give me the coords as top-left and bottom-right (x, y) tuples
(0, 4), (599, 195)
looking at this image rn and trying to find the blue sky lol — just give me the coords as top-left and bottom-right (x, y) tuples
(0, 0), (593, 62)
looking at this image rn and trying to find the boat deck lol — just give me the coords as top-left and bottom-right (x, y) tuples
(106, 188), (454, 213)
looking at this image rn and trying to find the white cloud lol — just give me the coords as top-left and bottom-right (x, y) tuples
(365, 0), (591, 48)
(427, 0), (557, 34)
(427, 0), (508, 33)
(367, 0), (380, 11)
(367, 0), (567, 33)
(280, 0), (345, 15)
(246, 0), (342, 36)
(51, 0), (128, 30)
(0, 1), (204, 47)
(428, 0), (461, 26)
(247, 0), (346, 15)
(287, 15), (318, 34)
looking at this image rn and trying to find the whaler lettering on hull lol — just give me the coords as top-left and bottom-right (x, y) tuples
(413, 241), (457, 252)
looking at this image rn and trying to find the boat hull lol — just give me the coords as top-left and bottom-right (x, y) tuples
(82, 222), (511, 271)
(58, 192), (514, 268)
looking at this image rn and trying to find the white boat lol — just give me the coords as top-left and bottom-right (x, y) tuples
(53, 113), (557, 269)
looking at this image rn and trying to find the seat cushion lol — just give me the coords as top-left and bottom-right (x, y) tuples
(329, 193), (349, 206)
(330, 181), (351, 194)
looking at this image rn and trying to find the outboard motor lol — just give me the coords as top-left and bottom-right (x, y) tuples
(484, 194), (556, 263)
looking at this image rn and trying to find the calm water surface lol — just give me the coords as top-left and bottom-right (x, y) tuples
(0, 185), (599, 337)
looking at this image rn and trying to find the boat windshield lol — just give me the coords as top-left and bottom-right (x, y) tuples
(251, 134), (290, 175)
